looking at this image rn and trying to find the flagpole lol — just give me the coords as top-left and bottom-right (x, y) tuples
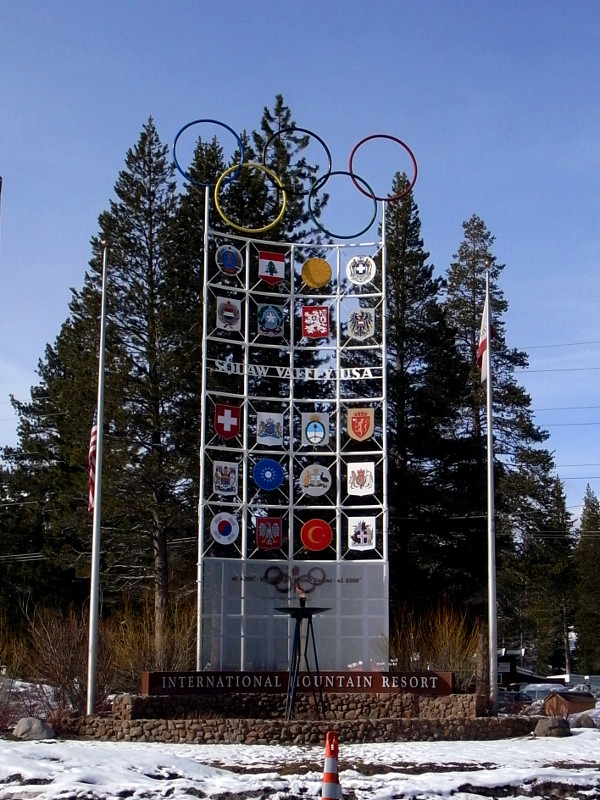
(87, 241), (109, 715)
(484, 261), (498, 711)
(0, 176), (3, 265)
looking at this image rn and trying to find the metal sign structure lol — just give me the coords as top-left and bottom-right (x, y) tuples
(173, 121), (418, 672)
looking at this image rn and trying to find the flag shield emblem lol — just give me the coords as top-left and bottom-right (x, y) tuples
(348, 308), (375, 340)
(256, 412), (284, 446)
(347, 461), (375, 496)
(301, 412), (329, 446)
(259, 250), (285, 285)
(346, 255), (376, 285)
(215, 244), (243, 276)
(256, 516), (283, 549)
(213, 461), (238, 495)
(299, 464), (332, 496)
(301, 519), (333, 551)
(302, 306), (329, 338)
(257, 304), (284, 336)
(347, 408), (374, 441)
(214, 403), (241, 439)
(253, 459), (284, 491)
(348, 516), (376, 550)
(216, 297), (241, 331)
(210, 512), (239, 545)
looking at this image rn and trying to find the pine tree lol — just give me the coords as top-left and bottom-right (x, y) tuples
(94, 118), (181, 667)
(574, 485), (600, 671)
(1, 277), (124, 615)
(2, 119), (182, 667)
(443, 214), (561, 620)
(384, 174), (470, 608)
(252, 93), (327, 243)
(516, 478), (574, 673)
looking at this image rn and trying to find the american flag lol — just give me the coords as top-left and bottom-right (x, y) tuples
(88, 411), (98, 512)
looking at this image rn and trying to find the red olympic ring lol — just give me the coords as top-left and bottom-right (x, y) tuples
(348, 134), (418, 202)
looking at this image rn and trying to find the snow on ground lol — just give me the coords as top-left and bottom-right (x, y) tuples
(1, 729), (600, 800)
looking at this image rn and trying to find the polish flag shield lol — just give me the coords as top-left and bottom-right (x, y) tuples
(256, 516), (283, 550)
(215, 403), (241, 439)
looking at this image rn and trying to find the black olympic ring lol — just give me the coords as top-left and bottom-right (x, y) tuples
(263, 565), (327, 594)
(173, 119), (245, 188)
(172, 118), (418, 237)
(261, 127), (333, 198)
(308, 170), (378, 240)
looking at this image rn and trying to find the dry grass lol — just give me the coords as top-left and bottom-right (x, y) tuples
(389, 603), (483, 691)
(0, 596), (197, 718)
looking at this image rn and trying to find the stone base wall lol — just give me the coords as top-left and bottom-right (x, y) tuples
(68, 692), (537, 744)
(112, 691), (487, 721)
(73, 714), (537, 744)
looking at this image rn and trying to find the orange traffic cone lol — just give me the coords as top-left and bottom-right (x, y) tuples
(322, 730), (342, 799)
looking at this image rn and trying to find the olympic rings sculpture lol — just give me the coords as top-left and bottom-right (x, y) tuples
(173, 119), (417, 238)
(263, 565), (327, 594)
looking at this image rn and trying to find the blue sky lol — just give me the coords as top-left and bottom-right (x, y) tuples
(1, 1), (600, 516)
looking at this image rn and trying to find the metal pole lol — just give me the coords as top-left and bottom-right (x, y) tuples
(196, 186), (210, 670)
(86, 242), (109, 715)
(0, 176), (3, 265)
(485, 264), (498, 711)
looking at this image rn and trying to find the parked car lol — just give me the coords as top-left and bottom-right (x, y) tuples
(522, 683), (568, 702)
(498, 689), (533, 713)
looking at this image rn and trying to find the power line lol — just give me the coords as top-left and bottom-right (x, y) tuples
(536, 405), (600, 412)
(540, 422), (600, 427)
(520, 366), (600, 374)
(519, 340), (600, 350)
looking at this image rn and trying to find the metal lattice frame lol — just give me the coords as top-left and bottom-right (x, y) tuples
(196, 187), (389, 670)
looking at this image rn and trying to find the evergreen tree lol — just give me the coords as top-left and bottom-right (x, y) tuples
(516, 477), (574, 673)
(384, 174), (470, 608)
(2, 119), (182, 667)
(574, 485), (600, 671)
(443, 214), (560, 619)
(252, 93), (327, 243)
(1, 277), (124, 616)
(94, 118), (181, 667)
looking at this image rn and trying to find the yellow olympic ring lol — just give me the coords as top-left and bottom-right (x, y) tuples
(214, 162), (287, 234)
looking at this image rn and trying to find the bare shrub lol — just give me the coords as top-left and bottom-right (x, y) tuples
(102, 595), (196, 692)
(27, 607), (113, 713)
(389, 602), (482, 691)
(1, 596), (197, 715)
(0, 611), (30, 680)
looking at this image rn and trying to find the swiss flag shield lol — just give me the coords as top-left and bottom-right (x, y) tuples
(215, 403), (241, 439)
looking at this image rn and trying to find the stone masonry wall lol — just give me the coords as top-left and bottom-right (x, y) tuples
(70, 692), (538, 743)
(74, 713), (537, 744)
(111, 690), (486, 721)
